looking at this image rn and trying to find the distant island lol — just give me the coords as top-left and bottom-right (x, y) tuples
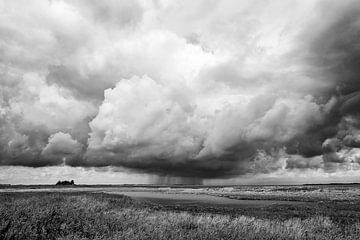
(56, 180), (75, 186)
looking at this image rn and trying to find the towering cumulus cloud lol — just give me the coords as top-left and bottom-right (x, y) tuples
(1, 0), (360, 182)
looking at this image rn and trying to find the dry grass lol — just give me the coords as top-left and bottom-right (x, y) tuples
(1, 192), (360, 239)
(179, 185), (360, 202)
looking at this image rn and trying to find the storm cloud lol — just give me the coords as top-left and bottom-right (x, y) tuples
(1, 0), (360, 180)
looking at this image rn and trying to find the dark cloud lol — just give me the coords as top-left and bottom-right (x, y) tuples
(343, 134), (360, 148)
(285, 125), (337, 157)
(283, 1), (360, 166)
(46, 65), (109, 101)
(285, 156), (322, 170)
(79, 141), (256, 179)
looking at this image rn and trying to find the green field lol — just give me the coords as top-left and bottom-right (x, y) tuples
(1, 185), (360, 239)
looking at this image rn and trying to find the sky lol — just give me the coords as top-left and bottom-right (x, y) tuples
(1, 0), (360, 185)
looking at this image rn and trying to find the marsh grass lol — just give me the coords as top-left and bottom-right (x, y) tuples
(0, 192), (359, 239)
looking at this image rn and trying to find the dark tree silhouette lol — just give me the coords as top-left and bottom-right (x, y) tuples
(56, 180), (75, 186)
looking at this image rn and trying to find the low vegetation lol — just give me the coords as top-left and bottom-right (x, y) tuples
(1, 192), (359, 239)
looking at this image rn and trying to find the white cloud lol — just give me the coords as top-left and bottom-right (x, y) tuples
(87, 75), (205, 162)
(9, 72), (96, 131)
(42, 132), (83, 165)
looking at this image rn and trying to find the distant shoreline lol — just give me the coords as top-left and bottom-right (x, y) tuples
(1, 182), (359, 189)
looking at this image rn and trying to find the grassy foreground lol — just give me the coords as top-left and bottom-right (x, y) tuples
(0, 192), (359, 240)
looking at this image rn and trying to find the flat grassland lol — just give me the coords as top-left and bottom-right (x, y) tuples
(1, 185), (360, 239)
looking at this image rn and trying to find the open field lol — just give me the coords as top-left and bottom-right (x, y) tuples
(1, 185), (360, 239)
